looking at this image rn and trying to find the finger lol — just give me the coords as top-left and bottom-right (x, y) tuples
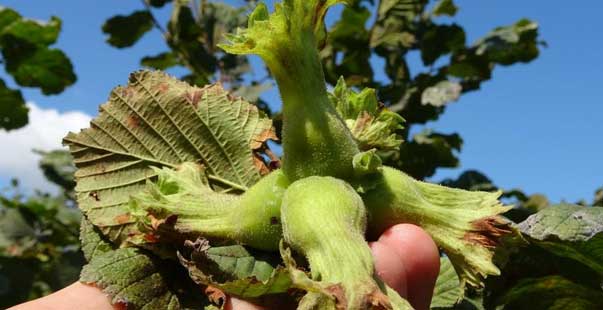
(376, 224), (440, 310)
(224, 297), (265, 310)
(369, 241), (408, 297)
(9, 282), (114, 310)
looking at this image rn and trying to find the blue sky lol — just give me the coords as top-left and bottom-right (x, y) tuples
(0, 0), (601, 203)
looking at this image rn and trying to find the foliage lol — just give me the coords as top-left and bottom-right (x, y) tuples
(321, 0), (542, 180)
(103, 0), (258, 95)
(0, 151), (82, 309)
(0, 6), (76, 130)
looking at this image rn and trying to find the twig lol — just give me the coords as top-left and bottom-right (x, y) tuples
(140, 0), (168, 36)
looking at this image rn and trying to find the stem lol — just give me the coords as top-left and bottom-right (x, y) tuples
(271, 31), (359, 181)
(219, 1), (361, 181)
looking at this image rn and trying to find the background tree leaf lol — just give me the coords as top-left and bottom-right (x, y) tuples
(0, 12), (60, 46)
(141, 52), (179, 70)
(0, 7), (76, 95)
(0, 179), (83, 308)
(432, 0), (458, 17)
(63, 70), (275, 244)
(484, 204), (603, 309)
(35, 150), (77, 192)
(594, 188), (603, 207)
(102, 10), (153, 48)
(420, 24), (465, 66)
(0, 78), (27, 130)
(395, 130), (462, 179)
(149, 0), (173, 8)
(421, 80), (462, 107)
(1, 47), (76, 94)
(474, 19), (540, 65)
(441, 170), (497, 192)
(518, 203), (603, 274)
(494, 276), (603, 310)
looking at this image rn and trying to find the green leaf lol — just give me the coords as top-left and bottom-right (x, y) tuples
(232, 82), (272, 103)
(149, 0), (172, 8)
(0, 208), (35, 256)
(322, 5), (373, 85)
(63, 71), (275, 244)
(421, 81), (462, 107)
(370, 0), (426, 50)
(420, 24), (465, 66)
(329, 77), (405, 155)
(432, 0), (458, 17)
(441, 170), (497, 192)
(36, 149), (76, 191)
(0, 7), (20, 31)
(431, 256), (463, 309)
(594, 188), (603, 207)
(1, 44), (76, 94)
(0, 8), (76, 95)
(80, 216), (209, 309)
(141, 52), (179, 70)
(80, 247), (202, 309)
(178, 238), (292, 298)
(102, 10), (153, 48)
(496, 276), (603, 310)
(0, 14), (61, 46)
(485, 204), (603, 309)
(0, 78), (28, 130)
(474, 19), (540, 65)
(397, 130), (462, 179)
(80, 217), (114, 262)
(518, 203), (603, 274)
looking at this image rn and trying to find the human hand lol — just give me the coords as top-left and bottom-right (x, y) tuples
(227, 224), (440, 310)
(10, 224), (439, 310)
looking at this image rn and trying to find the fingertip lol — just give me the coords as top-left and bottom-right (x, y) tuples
(378, 224), (440, 310)
(369, 241), (408, 298)
(225, 297), (267, 310)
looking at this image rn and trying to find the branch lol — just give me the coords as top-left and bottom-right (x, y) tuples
(140, 0), (167, 36)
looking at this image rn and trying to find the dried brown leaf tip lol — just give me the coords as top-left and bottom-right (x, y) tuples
(205, 285), (227, 306)
(254, 155), (271, 176)
(352, 111), (373, 134)
(250, 128), (278, 150)
(185, 90), (204, 108)
(465, 216), (512, 248)
(365, 289), (392, 310)
(325, 284), (347, 310)
(113, 300), (129, 310)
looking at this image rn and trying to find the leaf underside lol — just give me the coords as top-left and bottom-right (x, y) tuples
(64, 70), (275, 244)
(80, 217), (215, 309)
(431, 256), (463, 309)
(178, 239), (292, 299)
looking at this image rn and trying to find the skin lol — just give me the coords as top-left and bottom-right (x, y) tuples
(10, 224), (439, 310)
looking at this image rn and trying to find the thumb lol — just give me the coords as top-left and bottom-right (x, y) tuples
(370, 224), (440, 310)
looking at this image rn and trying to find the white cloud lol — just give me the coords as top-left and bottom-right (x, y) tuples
(0, 103), (91, 193)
